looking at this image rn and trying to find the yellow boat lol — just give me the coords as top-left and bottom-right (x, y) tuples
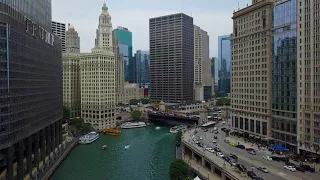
(104, 129), (121, 136)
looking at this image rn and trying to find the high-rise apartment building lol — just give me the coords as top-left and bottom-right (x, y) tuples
(297, 0), (320, 155)
(0, 1), (63, 179)
(52, 21), (66, 52)
(218, 35), (231, 93)
(271, 0), (298, 152)
(63, 24), (81, 117)
(113, 27), (133, 82)
(231, 0), (273, 138)
(194, 25), (213, 100)
(149, 13), (194, 102)
(134, 50), (150, 87)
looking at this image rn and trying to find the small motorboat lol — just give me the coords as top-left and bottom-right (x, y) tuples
(124, 145), (130, 150)
(102, 145), (107, 150)
(155, 126), (161, 130)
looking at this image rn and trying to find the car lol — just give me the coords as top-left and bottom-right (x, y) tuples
(221, 127), (226, 131)
(214, 131), (219, 134)
(230, 143), (237, 147)
(247, 171), (257, 178)
(214, 147), (221, 152)
(199, 143), (204, 147)
(217, 152), (224, 157)
(295, 166), (306, 172)
(222, 121), (226, 124)
(246, 148), (255, 151)
(199, 137), (203, 140)
(212, 140), (217, 143)
(229, 160), (237, 166)
(204, 129), (208, 132)
(285, 161), (297, 167)
(203, 145), (208, 148)
(230, 154), (238, 161)
(205, 148), (215, 153)
(236, 164), (247, 172)
(300, 165), (315, 172)
(223, 156), (231, 162)
(224, 139), (229, 143)
(236, 144), (245, 149)
(284, 165), (296, 172)
(262, 156), (273, 161)
(257, 167), (268, 173)
(248, 150), (256, 155)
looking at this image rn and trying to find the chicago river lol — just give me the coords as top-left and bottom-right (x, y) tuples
(51, 125), (176, 180)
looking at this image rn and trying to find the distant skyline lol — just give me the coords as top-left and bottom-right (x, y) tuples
(52, 0), (252, 57)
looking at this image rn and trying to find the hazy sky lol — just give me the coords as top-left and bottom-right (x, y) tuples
(52, 0), (251, 57)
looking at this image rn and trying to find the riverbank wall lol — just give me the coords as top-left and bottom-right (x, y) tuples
(40, 138), (78, 180)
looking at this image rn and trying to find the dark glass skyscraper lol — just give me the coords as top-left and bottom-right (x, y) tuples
(218, 35), (231, 93)
(271, 0), (297, 152)
(149, 13), (194, 102)
(0, 1), (63, 179)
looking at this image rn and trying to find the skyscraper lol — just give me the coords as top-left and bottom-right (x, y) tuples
(297, 0), (320, 155)
(149, 13), (194, 102)
(194, 25), (213, 101)
(218, 35), (231, 93)
(66, 23), (80, 53)
(52, 21), (66, 52)
(0, 1), (63, 179)
(134, 50), (150, 87)
(113, 26), (133, 82)
(63, 24), (81, 117)
(80, 2), (116, 130)
(271, 0), (297, 152)
(231, 0), (273, 139)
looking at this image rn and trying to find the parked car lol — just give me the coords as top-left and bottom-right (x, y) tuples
(236, 164), (247, 172)
(285, 161), (297, 167)
(199, 137), (203, 140)
(217, 152), (224, 158)
(212, 140), (217, 143)
(230, 153), (238, 161)
(246, 148), (255, 151)
(263, 156), (273, 161)
(247, 171), (257, 178)
(300, 165), (315, 172)
(224, 139), (229, 143)
(229, 160), (237, 166)
(223, 156), (231, 162)
(205, 148), (215, 153)
(248, 150), (256, 155)
(295, 166), (306, 172)
(257, 167), (268, 173)
(221, 127), (226, 131)
(284, 165), (296, 172)
(204, 129), (208, 132)
(230, 143), (237, 147)
(214, 147), (221, 152)
(236, 144), (245, 149)
(214, 131), (219, 134)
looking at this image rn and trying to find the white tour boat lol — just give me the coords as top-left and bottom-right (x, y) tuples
(78, 132), (99, 144)
(170, 125), (188, 133)
(121, 122), (147, 129)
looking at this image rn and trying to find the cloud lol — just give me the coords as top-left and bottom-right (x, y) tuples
(52, 2), (235, 57)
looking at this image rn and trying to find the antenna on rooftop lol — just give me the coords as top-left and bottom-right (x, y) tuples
(191, 12), (193, 17)
(238, 1), (240, 10)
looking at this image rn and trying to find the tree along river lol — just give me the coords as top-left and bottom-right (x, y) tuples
(51, 125), (176, 180)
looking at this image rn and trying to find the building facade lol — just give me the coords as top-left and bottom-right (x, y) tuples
(149, 13), (194, 102)
(62, 24), (81, 117)
(134, 50), (150, 87)
(218, 35), (231, 93)
(297, 0), (320, 155)
(52, 21), (66, 52)
(0, 1), (63, 179)
(231, 0), (273, 139)
(271, 0), (298, 152)
(122, 83), (145, 104)
(113, 27), (133, 82)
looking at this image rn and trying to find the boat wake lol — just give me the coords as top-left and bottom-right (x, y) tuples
(124, 145), (130, 149)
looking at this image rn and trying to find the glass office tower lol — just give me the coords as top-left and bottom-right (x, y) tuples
(113, 26), (133, 82)
(0, 1), (63, 179)
(271, 0), (297, 152)
(218, 35), (231, 93)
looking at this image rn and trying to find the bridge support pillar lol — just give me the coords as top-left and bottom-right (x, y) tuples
(221, 171), (226, 180)
(211, 163), (215, 174)
(192, 151), (195, 160)
(201, 157), (205, 166)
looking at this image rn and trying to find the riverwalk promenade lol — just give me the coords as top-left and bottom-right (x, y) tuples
(40, 137), (78, 180)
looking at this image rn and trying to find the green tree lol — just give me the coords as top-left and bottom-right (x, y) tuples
(140, 98), (150, 104)
(169, 160), (189, 180)
(216, 97), (230, 106)
(63, 106), (71, 120)
(129, 99), (139, 105)
(131, 110), (142, 121)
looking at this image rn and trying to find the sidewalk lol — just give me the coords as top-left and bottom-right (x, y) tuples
(183, 156), (222, 180)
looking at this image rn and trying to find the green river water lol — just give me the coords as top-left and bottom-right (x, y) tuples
(51, 125), (176, 180)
